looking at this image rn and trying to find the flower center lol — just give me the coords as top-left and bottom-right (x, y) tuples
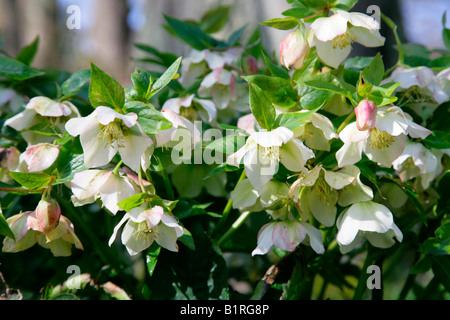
(368, 128), (395, 150)
(313, 177), (336, 206)
(331, 31), (355, 49)
(397, 85), (436, 106)
(260, 146), (280, 166)
(402, 157), (416, 169)
(178, 106), (197, 121)
(98, 119), (129, 148)
(133, 221), (157, 241)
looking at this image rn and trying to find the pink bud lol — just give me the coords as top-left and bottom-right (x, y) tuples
(355, 100), (377, 131)
(280, 29), (309, 70)
(246, 56), (259, 75)
(0, 146), (20, 170)
(36, 198), (61, 232)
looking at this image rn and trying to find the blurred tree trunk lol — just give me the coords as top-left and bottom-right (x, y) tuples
(89, 0), (130, 84)
(0, 0), (21, 56)
(15, 0), (59, 68)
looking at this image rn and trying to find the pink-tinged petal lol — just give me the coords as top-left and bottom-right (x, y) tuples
(71, 170), (112, 203)
(237, 114), (256, 135)
(252, 223), (276, 256)
(354, 100), (377, 131)
(272, 221), (306, 252)
(28, 96), (72, 117)
(22, 143), (60, 172)
(143, 206), (164, 229)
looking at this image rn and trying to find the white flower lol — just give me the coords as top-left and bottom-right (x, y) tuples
(198, 68), (237, 110)
(383, 66), (449, 106)
(5, 96), (80, 144)
(70, 169), (140, 215)
(336, 201), (403, 254)
(392, 141), (444, 189)
(162, 94), (217, 123)
(252, 220), (324, 256)
(294, 111), (338, 151)
(227, 126), (314, 190)
(293, 164), (373, 226)
(310, 10), (385, 68)
(65, 106), (153, 173)
(108, 206), (184, 255)
(336, 106), (431, 168)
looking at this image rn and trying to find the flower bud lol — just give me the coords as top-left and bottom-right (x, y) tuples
(280, 29), (310, 70)
(354, 100), (377, 131)
(0, 146), (20, 171)
(36, 198), (61, 232)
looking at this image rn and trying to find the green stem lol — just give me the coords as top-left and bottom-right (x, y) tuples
(381, 12), (405, 74)
(352, 249), (377, 300)
(112, 160), (123, 175)
(0, 134), (21, 142)
(212, 169), (246, 238)
(161, 168), (175, 200)
(0, 186), (44, 194)
(336, 112), (355, 134)
(217, 211), (251, 246)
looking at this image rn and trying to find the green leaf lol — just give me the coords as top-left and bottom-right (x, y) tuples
(117, 193), (150, 212)
(442, 12), (450, 51)
(131, 67), (153, 101)
(146, 243), (161, 277)
(261, 51), (291, 80)
(431, 256), (450, 292)
(273, 105), (322, 130)
(423, 130), (450, 149)
(56, 154), (86, 185)
(0, 206), (14, 240)
(282, 7), (316, 19)
(259, 17), (299, 30)
(0, 55), (44, 80)
(61, 69), (91, 97)
(204, 132), (246, 155)
(362, 53), (385, 86)
(164, 15), (224, 50)
(334, 0), (359, 10)
(9, 172), (52, 190)
(149, 56), (182, 97)
(243, 74), (298, 108)
(16, 36), (39, 66)
(178, 228), (196, 250)
(199, 6), (231, 34)
(246, 81), (276, 130)
(303, 79), (348, 96)
(124, 101), (172, 135)
(344, 56), (375, 70)
(88, 62), (125, 110)
(134, 43), (178, 68)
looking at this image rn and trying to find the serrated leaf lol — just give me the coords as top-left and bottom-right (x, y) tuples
(149, 56), (182, 97)
(246, 81), (276, 130)
(259, 17), (299, 30)
(9, 172), (52, 190)
(89, 63), (125, 110)
(61, 69), (91, 97)
(362, 53), (385, 86)
(124, 101), (172, 135)
(16, 36), (39, 66)
(0, 56), (44, 80)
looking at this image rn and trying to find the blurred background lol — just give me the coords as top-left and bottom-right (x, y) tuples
(0, 0), (449, 85)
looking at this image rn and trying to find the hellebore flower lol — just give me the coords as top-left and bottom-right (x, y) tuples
(65, 106), (153, 173)
(336, 201), (403, 254)
(227, 126), (314, 190)
(252, 220), (324, 256)
(162, 94), (217, 123)
(109, 206), (184, 255)
(70, 169), (140, 215)
(310, 10), (385, 68)
(392, 141), (445, 189)
(5, 96), (80, 144)
(354, 100), (377, 131)
(336, 105), (431, 168)
(294, 111), (338, 151)
(280, 29), (310, 70)
(35, 198), (61, 233)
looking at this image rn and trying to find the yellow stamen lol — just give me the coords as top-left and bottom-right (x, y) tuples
(331, 31), (355, 49)
(368, 128), (395, 150)
(98, 119), (129, 148)
(260, 146), (280, 166)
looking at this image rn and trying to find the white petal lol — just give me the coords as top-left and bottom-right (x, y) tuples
(244, 146), (276, 191)
(272, 221), (306, 252)
(307, 189), (337, 227)
(28, 96), (72, 117)
(4, 109), (39, 131)
(231, 178), (260, 210)
(365, 133), (407, 167)
(122, 221), (152, 255)
(108, 213), (130, 246)
(23, 143), (59, 172)
(252, 223), (275, 256)
(155, 224), (180, 252)
(350, 26), (385, 47)
(346, 11), (380, 30)
(99, 174), (137, 214)
(195, 98), (217, 123)
(251, 127), (293, 148)
(71, 170), (112, 203)
(259, 180), (289, 208)
(80, 121), (117, 168)
(118, 127), (152, 173)
(323, 167), (355, 190)
(280, 139), (314, 172)
(315, 39), (352, 69)
(301, 222), (325, 254)
(311, 13), (349, 42)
